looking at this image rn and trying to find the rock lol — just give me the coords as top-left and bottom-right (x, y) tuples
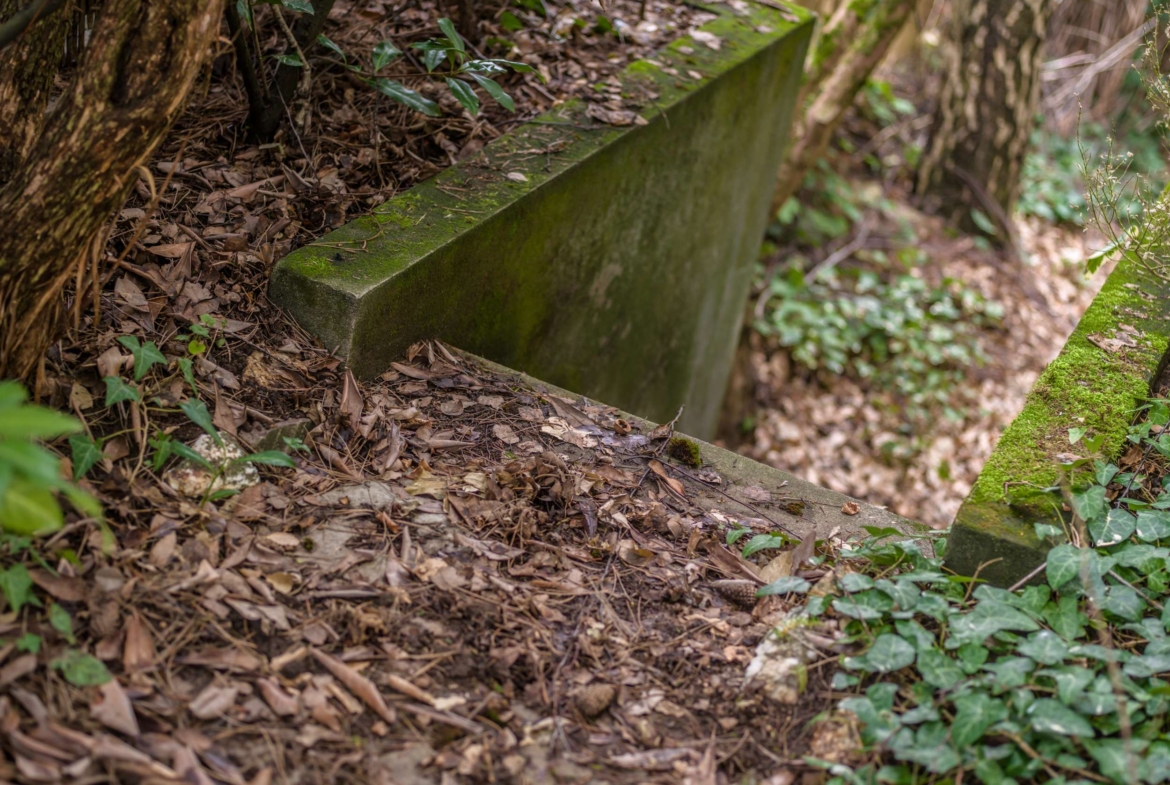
(575, 683), (616, 718)
(163, 434), (258, 498)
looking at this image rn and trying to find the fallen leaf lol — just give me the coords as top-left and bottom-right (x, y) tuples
(759, 550), (793, 583)
(648, 460), (685, 497)
(492, 424), (520, 445)
(123, 612), (156, 671)
(310, 649), (396, 724)
(188, 683), (240, 719)
(743, 485), (771, 503)
(841, 502), (860, 516)
(90, 679), (140, 737)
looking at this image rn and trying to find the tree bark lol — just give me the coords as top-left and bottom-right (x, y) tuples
(0, 0), (225, 380)
(915, 0), (1053, 235)
(0, 0), (68, 186)
(771, 0), (914, 213)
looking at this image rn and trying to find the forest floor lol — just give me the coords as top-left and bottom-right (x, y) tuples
(740, 210), (1106, 530)
(1, 1), (1121, 783)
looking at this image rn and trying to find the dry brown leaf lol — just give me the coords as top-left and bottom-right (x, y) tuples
(841, 502), (860, 516)
(384, 674), (435, 705)
(188, 683), (240, 720)
(492, 424), (520, 445)
(648, 460), (685, 497)
(340, 369), (363, 431)
(0, 654), (36, 687)
(90, 679), (140, 737)
(759, 551), (793, 584)
(28, 569), (86, 602)
(791, 528), (817, 570)
(123, 612), (156, 671)
(257, 678), (299, 716)
(310, 649), (397, 724)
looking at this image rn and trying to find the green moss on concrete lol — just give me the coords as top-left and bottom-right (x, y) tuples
(270, 1), (814, 440)
(949, 254), (1170, 585)
(666, 436), (702, 468)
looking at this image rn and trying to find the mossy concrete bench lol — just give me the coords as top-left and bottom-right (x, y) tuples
(947, 256), (1170, 586)
(269, 2), (813, 440)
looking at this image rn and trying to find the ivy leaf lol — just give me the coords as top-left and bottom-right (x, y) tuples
(49, 603), (76, 644)
(1027, 698), (1095, 737)
(69, 434), (102, 480)
(950, 691), (1007, 748)
(1043, 595), (1087, 641)
(1136, 509), (1170, 542)
(236, 0), (253, 27)
(16, 632), (41, 653)
(372, 40), (402, 71)
(1016, 630), (1069, 666)
(859, 634), (916, 673)
(741, 534), (785, 558)
(1039, 665), (1095, 704)
(1083, 738), (1149, 783)
(0, 564), (36, 614)
(981, 656), (1035, 690)
(839, 573), (874, 592)
(179, 399), (221, 446)
(467, 72), (515, 111)
(103, 377), (140, 406)
(916, 648), (964, 690)
(833, 589), (894, 620)
(281, 0), (314, 12)
(1072, 484), (1109, 525)
(172, 442), (215, 471)
(757, 575), (810, 596)
(273, 52), (304, 67)
(445, 78), (480, 116)
(116, 335), (166, 381)
(947, 601), (1038, 647)
(50, 649), (111, 686)
(1101, 584), (1145, 621)
(373, 78), (440, 116)
(1046, 544), (1084, 589)
(1090, 507), (1136, 547)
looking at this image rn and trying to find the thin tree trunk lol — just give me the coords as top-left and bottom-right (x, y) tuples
(915, 0), (1053, 235)
(771, 0), (914, 213)
(0, 0), (68, 186)
(0, 0), (224, 380)
(249, 0), (336, 142)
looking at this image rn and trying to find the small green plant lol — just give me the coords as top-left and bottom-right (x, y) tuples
(0, 381), (100, 536)
(755, 265), (1003, 414)
(240, 0), (536, 118)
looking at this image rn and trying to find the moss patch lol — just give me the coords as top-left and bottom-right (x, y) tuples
(270, 2), (814, 439)
(666, 436), (703, 468)
(949, 255), (1170, 584)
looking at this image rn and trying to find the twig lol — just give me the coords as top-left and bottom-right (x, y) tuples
(807, 217), (872, 279)
(1006, 561), (1047, 592)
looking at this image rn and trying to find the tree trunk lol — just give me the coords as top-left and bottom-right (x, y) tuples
(248, 0), (337, 142)
(915, 0), (1053, 236)
(0, 0), (224, 380)
(0, 0), (68, 186)
(771, 0), (914, 212)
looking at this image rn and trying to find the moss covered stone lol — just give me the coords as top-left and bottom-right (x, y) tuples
(666, 436), (703, 468)
(269, 2), (813, 439)
(947, 256), (1170, 586)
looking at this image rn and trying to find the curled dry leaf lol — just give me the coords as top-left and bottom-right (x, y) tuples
(257, 678), (299, 717)
(310, 649), (397, 724)
(841, 502), (860, 516)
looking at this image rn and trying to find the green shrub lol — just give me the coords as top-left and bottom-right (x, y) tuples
(0, 381), (100, 536)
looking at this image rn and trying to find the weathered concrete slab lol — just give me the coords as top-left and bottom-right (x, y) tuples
(269, 2), (813, 440)
(465, 350), (928, 546)
(946, 256), (1170, 586)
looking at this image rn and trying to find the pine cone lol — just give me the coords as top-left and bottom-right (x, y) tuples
(709, 579), (759, 609)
